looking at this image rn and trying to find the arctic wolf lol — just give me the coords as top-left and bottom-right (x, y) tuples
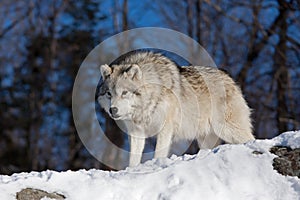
(98, 51), (254, 167)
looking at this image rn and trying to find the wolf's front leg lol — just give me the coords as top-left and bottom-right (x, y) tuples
(154, 125), (173, 158)
(129, 135), (145, 167)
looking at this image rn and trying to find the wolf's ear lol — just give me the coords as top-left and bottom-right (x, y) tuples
(100, 64), (111, 79)
(125, 64), (142, 80)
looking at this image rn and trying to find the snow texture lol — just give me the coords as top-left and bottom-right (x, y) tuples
(1, 131), (300, 200)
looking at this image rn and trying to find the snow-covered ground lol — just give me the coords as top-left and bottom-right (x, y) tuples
(1, 131), (300, 200)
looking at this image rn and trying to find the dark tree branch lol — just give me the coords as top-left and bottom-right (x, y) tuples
(0, 5), (33, 39)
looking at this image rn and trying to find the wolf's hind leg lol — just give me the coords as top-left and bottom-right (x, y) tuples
(129, 135), (145, 167)
(217, 123), (254, 144)
(197, 133), (221, 149)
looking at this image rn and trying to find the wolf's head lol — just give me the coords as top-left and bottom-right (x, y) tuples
(98, 64), (143, 121)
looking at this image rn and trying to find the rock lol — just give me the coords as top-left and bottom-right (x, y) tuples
(270, 146), (300, 178)
(252, 150), (263, 155)
(16, 188), (65, 200)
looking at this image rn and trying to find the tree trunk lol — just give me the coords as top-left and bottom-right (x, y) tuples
(274, 0), (289, 134)
(195, 0), (202, 44)
(186, 0), (194, 38)
(122, 0), (128, 31)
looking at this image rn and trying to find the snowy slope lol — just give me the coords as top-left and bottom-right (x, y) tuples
(1, 131), (300, 200)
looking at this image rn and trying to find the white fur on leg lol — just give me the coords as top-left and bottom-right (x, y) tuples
(129, 135), (145, 167)
(197, 133), (221, 149)
(154, 126), (173, 158)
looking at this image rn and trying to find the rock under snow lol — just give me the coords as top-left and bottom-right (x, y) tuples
(16, 188), (65, 200)
(270, 146), (300, 178)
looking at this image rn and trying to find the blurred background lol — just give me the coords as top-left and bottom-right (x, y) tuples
(0, 0), (299, 174)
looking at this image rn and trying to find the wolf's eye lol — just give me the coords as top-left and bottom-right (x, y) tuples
(133, 90), (141, 96)
(106, 91), (111, 98)
(121, 91), (128, 96)
(121, 91), (128, 98)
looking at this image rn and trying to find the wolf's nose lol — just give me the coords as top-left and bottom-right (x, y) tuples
(109, 107), (118, 116)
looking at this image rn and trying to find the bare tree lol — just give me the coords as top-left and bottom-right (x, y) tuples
(274, 0), (289, 133)
(195, 0), (202, 44)
(185, 0), (194, 37)
(122, 0), (128, 31)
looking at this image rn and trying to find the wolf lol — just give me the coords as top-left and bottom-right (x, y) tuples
(98, 51), (254, 167)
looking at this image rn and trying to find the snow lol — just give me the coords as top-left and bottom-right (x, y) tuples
(1, 131), (300, 200)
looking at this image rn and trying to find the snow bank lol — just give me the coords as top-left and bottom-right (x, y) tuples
(1, 131), (300, 200)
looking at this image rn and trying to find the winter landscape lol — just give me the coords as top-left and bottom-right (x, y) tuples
(1, 1), (300, 200)
(1, 131), (299, 200)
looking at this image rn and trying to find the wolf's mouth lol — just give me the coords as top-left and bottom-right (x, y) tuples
(111, 114), (121, 120)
